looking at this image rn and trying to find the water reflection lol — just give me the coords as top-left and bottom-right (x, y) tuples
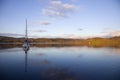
(0, 47), (120, 80)
(25, 52), (28, 72)
(23, 46), (29, 72)
(35, 53), (45, 56)
(111, 48), (120, 54)
(40, 60), (51, 65)
(42, 67), (77, 80)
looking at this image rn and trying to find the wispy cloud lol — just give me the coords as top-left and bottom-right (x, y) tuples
(78, 28), (83, 31)
(34, 29), (47, 32)
(0, 32), (48, 38)
(0, 33), (24, 37)
(108, 31), (120, 37)
(42, 0), (76, 17)
(40, 21), (51, 25)
(101, 28), (120, 37)
(58, 34), (82, 38)
(28, 20), (51, 27)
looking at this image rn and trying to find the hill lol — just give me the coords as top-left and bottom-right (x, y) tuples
(0, 36), (120, 48)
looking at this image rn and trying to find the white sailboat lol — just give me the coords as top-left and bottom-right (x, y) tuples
(23, 19), (30, 53)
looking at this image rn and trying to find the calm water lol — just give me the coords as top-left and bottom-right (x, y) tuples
(0, 47), (120, 80)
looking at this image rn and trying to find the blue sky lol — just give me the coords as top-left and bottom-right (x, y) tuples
(0, 0), (120, 38)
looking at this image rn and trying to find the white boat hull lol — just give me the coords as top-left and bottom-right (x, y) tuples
(23, 43), (30, 53)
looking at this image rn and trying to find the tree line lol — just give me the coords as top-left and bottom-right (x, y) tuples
(0, 36), (120, 47)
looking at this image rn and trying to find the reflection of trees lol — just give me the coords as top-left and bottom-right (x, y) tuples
(1, 43), (120, 49)
(0, 44), (21, 49)
(42, 67), (77, 80)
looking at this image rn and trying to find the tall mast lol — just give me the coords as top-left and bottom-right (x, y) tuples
(25, 19), (28, 40)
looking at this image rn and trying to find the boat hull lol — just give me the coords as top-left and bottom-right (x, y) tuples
(23, 43), (30, 53)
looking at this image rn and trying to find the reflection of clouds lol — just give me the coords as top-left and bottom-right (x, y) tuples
(78, 54), (83, 57)
(30, 61), (38, 66)
(0, 48), (22, 53)
(103, 48), (120, 56)
(40, 60), (51, 65)
(42, 67), (77, 80)
(58, 47), (86, 52)
(59, 47), (120, 54)
(35, 53), (45, 56)
(30, 59), (51, 66)
(111, 48), (120, 54)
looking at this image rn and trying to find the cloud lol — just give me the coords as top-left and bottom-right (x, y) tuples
(100, 31), (107, 33)
(65, 34), (80, 38)
(59, 34), (82, 38)
(42, 1), (76, 17)
(34, 29), (47, 32)
(28, 20), (51, 27)
(78, 28), (83, 31)
(108, 31), (120, 37)
(101, 28), (120, 37)
(100, 27), (120, 38)
(39, 0), (52, 3)
(0, 33), (24, 37)
(40, 21), (51, 25)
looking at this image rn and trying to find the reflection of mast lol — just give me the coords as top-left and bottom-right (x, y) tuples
(25, 53), (28, 72)
(24, 19), (29, 72)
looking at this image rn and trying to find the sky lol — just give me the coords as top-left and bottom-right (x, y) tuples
(0, 0), (120, 38)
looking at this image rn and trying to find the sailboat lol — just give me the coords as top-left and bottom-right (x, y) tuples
(23, 19), (30, 53)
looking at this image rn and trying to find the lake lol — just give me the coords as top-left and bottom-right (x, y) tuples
(0, 46), (120, 80)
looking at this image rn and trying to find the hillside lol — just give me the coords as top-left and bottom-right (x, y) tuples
(0, 36), (120, 48)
